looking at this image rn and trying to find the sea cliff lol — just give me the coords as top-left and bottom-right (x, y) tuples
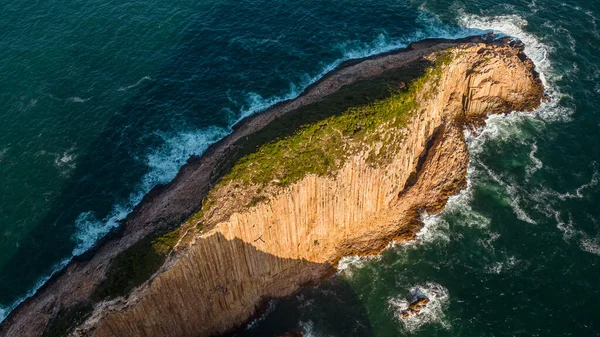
(0, 36), (544, 337)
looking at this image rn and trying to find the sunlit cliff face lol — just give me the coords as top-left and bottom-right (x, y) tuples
(81, 41), (542, 337)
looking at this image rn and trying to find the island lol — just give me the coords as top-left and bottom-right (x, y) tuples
(0, 35), (544, 337)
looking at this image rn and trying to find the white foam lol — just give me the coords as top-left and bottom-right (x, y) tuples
(559, 2), (599, 39)
(232, 14), (561, 251)
(532, 167), (600, 203)
(533, 201), (597, 251)
(417, 213), (452, 246)
(67, 96), (91, 103)
(53, 147), (77, 176)
(541, 21), (577, 53)
(479, 162), (537, 225)
(72, 206), (129, 256)
(553, 211), (581, 241)
(235, 88), (304, 124)
(580, 236), (600, 256)
(233, 33), (410, 124)
(527, 0), (539, 13)
(0, 126), (231, 324)
(486, 256), (520, 274)
(234, 12), (488, 124)
(459, 12), (574, 124)
(420, 112), (553, 246)
(417, 193), (492, 246)
(389, 282), (450, 332)
(118, 76), (152, 91)
(553, 209), (600, 258)
(72, 126), (228, 256)
(526, 142), (543, 176)
(336, 254), (380, 277)
(0, 257), (70, 322)
(142, 127), (229, 188)
(459, 13), (550, 84)
(5, 20), (472, 323)
(57, 153), (74, 164)
(299, 320), (327, 337)
(418, 180), (492, 245)
(477, 231), (501, 252)
(227, 14), (499, 260)
(557, 169), (599, 200)
(245, 300), (275, 329)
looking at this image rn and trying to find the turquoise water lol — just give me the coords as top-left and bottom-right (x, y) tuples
(1, 0), (599, 335)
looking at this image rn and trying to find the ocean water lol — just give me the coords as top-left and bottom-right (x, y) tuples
(1, 0), (599, 335)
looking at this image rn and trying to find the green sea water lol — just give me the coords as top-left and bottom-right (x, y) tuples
(1, 0), (599, 335)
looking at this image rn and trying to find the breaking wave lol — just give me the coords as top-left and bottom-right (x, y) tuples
(72, 126), (229, 256)
(336, 254), (381, 277)
(299, 320), (327, 337)
(0, 258), (70, 323)
(413, 11), (570, 250)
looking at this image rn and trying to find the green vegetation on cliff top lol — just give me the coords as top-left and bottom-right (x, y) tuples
(92, 229), (181, 301)
(216, 53), (450, 190)
(198, 52), (451, 213)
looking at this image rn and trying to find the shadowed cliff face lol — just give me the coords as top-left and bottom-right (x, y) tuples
(86, 235), (373, 337)
(233, 275), (376, 337)
(82, 233), (336, 337)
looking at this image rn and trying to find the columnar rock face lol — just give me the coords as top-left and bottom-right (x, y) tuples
(84, 42), (543, 337)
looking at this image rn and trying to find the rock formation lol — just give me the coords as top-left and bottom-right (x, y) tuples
(400, 298), (431, 319)
(0, 36), (543, 337)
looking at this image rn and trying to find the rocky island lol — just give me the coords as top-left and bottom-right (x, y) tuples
(0, 36), (544, 337)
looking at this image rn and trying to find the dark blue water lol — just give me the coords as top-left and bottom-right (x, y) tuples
(1, 0), (599, 335)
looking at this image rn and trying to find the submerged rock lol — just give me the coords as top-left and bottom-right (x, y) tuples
(400, 297), (430, 318)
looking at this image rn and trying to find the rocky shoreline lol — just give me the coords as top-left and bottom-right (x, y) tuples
(0, 35), (543, 337)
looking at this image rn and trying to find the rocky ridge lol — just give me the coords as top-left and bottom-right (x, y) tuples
(0, 36), (543, 337)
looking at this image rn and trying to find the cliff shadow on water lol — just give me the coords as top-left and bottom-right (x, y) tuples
(232, 275), (376, 337)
